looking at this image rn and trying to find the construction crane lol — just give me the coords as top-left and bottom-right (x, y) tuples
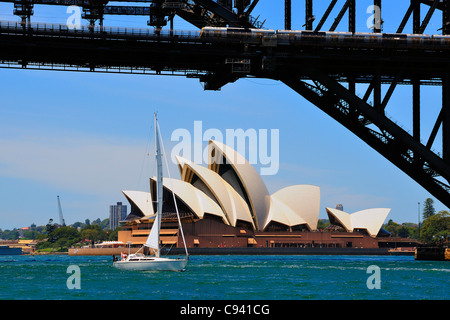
(57, 195), (66, 227)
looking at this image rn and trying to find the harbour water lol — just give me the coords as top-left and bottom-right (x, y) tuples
(0, 254), (448, 300)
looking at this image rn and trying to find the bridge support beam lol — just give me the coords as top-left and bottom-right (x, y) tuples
(413, 78), (421, 143)
(444, 0), (450, 35)
(285, 0), (291, 30)
(348, 0), (355, 33)
(281, 69), (450, 207)
(305, 0), (313, 30)
(374, 0), (382, 32)
(413, 0), (421, 34)
(443, 74), (450, 165)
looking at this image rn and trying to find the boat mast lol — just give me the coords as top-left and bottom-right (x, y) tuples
(154, 113), (163, 258)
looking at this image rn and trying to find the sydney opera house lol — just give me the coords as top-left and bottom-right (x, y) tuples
(117, 140), (414, 250)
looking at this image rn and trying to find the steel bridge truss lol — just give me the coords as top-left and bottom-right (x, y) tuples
(281, 0), (450, 208)
(1, 0), (263, 29)
(0, 0), (449, 207)
(282, 72), (450, 209)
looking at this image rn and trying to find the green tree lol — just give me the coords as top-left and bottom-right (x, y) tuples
(384, 219), (400, 237)
(317, 219), (329, 231)
(21, 229), (40, 240)
(398, 226), (411, 238)
(100, 218), (110, 230)
(420, 211), (450, 246)
(72, 221), (85, 230)
(50, 226), (80, 243)
(0, 229), (20, 240)
(45, 219), (57, 240)
(81, 224), (107, 242)
(422, 198), (436, 220)
(36, 226), (81, 251)
(107, 227), (121, 241)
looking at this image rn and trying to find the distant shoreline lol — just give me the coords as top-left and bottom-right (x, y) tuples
(26, 252), (68, 255)
(65, 247), (415, 256)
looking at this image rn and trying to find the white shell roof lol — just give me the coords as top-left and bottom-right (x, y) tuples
(207, 140), (271, 230)
(266, 185), (320, 230)
(154, 176), (229, 225)
(265, 196), (308, 229)
(326, 207), (391, 237)
(176, 155), (255, 229)
(122, 190), (154, 217)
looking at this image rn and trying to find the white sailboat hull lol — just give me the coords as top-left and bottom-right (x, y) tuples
(113, 115), (189, 273)
(113, 257), (188, 272)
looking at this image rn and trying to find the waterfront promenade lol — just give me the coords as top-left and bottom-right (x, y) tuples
(68, 247), (415, 256)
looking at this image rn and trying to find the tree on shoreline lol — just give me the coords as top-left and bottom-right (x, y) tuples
(35, 223), (119, 252)
(80, 224), (108, 242)
(383, 219), (419, 239)
(420, 210), (450, 246)
(422, 198), (436, 220)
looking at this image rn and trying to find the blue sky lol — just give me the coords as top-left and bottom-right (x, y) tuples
(0, 1), (447, 229)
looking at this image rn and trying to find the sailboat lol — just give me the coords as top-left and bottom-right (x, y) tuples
(113, 114), (189, 272)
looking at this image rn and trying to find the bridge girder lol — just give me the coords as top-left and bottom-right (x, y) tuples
(281, 72), (450, 208)
(1, 0), (447, 32)
(0, 0), (449, 207)
(0, 0), (263, 29)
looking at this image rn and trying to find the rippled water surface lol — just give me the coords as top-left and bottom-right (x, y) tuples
(0, 255), (448, 300)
